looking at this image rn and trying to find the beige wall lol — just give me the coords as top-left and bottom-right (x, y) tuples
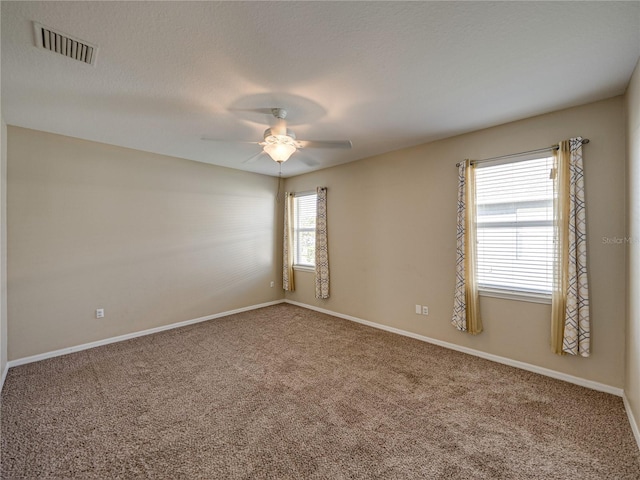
(1, 14), (6, 382)
(4, 96), (631, 392)
(1, 119), (6, 379)
(285, 97), (626, 388)
(7, 127), (282, 360)
(626, 60), (640, 435)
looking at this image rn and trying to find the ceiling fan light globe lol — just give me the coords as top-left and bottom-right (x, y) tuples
(264, 142), (296, 163)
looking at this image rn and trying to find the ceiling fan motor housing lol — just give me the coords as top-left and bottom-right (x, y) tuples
(263, 128), (297, 143)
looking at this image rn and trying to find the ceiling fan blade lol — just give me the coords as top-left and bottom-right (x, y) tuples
(228, 108), (275, 115)
(242, 150), (266, 164)
(201, 136), (260, 144)
(297, 154), (320, 167)
(297, 140), (352, 149)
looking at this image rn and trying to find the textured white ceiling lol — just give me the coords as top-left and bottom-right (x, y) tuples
(2, 1), (639, 177)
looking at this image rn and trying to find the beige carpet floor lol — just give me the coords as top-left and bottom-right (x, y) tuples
(1, 303), (639, 479)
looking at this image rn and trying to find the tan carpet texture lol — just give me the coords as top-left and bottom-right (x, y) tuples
(2, 304), (639, 478)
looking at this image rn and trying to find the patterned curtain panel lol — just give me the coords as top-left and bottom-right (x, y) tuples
(551, 138), (590, 356)
(451, 161), (482, 334)
(283, 192), (295, 292)
(315, 187), (330, 299)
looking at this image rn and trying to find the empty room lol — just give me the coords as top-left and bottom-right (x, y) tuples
(1, 1), (640, 478)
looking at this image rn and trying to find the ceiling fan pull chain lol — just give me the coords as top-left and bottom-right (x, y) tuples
(275, 163), (283, 203)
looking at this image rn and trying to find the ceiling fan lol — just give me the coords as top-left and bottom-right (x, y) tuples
(202, 108), (352, 165)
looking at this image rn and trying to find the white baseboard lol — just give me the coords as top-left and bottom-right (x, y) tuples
(5, 297), (626, 401)
(7, 299), (285, 369)
(4, 297), (635, 449)
(623, 393), (640, 452)
(284, 300), (623, 397)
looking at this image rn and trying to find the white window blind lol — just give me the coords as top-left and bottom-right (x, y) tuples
(475, 156), (554, 296)
(293, 193), (317, 267)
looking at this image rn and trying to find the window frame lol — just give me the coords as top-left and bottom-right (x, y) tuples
(292, 191), (317, 271)
(474, 154), (554, 304)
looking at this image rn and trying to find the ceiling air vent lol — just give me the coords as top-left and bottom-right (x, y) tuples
(33, 22), (98, 66)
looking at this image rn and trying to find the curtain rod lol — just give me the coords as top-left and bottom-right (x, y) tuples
(455, 138), (590, 167)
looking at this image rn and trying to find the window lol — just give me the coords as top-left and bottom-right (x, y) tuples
(293, 192), (317, 267)
(475, 156), (554, 298)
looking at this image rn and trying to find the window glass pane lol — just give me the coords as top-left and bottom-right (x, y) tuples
(294, 194), (316, 266)
(296, 231), (315, 266)
(475, 157), (554, 294)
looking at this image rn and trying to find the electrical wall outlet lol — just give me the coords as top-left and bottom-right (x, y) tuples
(96, 308), (104, 319)
(422, 306), (429, 315)
(270, 281), (275, 288)
(415, 305), (422, 314)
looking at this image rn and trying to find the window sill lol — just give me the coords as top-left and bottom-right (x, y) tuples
(293, 265), (315, 273)
(479, 288), (551, 305)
